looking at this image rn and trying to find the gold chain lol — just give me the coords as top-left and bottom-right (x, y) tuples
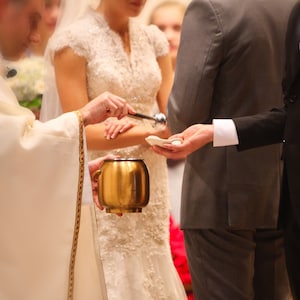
(68, 111), (85, 300)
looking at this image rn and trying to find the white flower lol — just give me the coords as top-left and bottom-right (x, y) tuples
(7, 56), (46, 102)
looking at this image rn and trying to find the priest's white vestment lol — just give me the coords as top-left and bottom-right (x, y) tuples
(0, 73), (107, 300)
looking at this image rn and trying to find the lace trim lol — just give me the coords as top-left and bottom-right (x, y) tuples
(48, 18), (91, 59)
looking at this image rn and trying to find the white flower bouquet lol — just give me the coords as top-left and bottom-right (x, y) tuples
(7, 56), (45, 112)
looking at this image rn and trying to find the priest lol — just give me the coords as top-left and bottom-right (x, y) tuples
(0, 0), (134, 299)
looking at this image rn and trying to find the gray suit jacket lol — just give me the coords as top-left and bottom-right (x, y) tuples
(168, 0), (295, 229)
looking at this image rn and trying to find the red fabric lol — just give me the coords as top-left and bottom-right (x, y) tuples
(169, 215), (194, 299)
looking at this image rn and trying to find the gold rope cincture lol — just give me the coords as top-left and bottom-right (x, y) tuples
(68, 111), (85, 300)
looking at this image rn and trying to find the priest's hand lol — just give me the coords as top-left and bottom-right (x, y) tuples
(80, 92), (136, 126)
(89, 154), (117, 209)
(152, 124), (214, 160)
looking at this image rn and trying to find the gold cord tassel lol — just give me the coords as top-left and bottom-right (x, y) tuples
(68, 111), (85, 300)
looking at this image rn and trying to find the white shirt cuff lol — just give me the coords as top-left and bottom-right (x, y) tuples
(213, 119), (239, 147)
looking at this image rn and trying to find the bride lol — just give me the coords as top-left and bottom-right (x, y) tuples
(41, 0), (187, 299)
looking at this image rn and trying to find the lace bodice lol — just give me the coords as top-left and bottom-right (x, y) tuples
(49, 10), (168, 115)
(49, 11), (186, 300)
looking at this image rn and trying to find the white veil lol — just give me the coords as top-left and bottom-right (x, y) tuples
(40, 0), (102, 207)
(40, 0), (100, 121)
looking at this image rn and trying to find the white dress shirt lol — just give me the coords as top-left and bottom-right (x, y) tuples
(213, 119), (239, 147)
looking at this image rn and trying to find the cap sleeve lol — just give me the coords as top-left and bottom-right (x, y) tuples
(146, 25), (169, 58)
(48, 20), (90, 60)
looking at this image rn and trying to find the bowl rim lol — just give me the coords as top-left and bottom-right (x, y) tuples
(104, 158), (145, 162)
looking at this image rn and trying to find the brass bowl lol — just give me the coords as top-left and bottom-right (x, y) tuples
(93, 158), (150, 213)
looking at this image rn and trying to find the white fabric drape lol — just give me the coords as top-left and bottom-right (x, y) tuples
(0, 54), (107, 299)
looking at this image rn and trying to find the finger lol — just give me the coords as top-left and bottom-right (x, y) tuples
(116, 101), (129, 119)
(93, 194), (103, 210)
(110, 96), (126, 108)
(107, 124), (121, 139)
(111, 124), (125, 139)
(152, 148), (174, 159)
(109, 100), (124, 118)
(119, 123), (134, 133)
(110, 97), (135, 119)
(152, 146), (186, 160)
(104, 154), (118, 160)
(153, 145), (184, 156)
(106, 123), (119, 139)
(169, 133), (184, 140)
(119, 101), (133, 120)
(115, 95), (127, 104)
(118, 105), (128, 120)
(89, 155), (113, 175)
(127, 104), (136, 115)
(153, 143), (182, 151)
(93, 192), (101, 208)
(106, 96), (126, 115)
(152, 146), (173, 157)
(113, 96), (132, 112)
(104, 124), (110, 138)
(89, 160), (102, 176)
(95, 154), (116, 165)
(92, 182), (102, 209)
(118, 104), (134, 120)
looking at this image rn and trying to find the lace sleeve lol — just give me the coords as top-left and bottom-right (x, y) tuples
(146, 25), (169, 58)
(48, 20), (90, 59)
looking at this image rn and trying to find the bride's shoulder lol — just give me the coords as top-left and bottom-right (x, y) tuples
(136, 23), (169, 58)
(52, 14), (96, 43)
(48, 14), (96, 58)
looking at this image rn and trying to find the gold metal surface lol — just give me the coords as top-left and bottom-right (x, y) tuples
(95, 159), (150, 213)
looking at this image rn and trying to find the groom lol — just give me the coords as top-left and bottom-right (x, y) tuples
(154, 0), (300, 299)
(0, 0), (134, 299)
(154, 0), (294, 299)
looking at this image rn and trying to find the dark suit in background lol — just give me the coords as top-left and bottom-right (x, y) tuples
(234, 2), (300, 298)
(168, 0), (294, 298)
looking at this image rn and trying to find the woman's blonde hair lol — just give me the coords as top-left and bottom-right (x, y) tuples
(149, 0), (186, 24)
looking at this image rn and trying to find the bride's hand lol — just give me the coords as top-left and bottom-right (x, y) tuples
(105, 119), (135, 140)
(80, 92), (136, 126)
(89, 154), (117, 209)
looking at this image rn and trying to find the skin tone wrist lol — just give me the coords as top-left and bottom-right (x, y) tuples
(79, 108), (90, 126)
(204, 124), (214, 144)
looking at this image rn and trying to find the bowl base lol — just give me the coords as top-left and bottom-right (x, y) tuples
(105, 208), (143, 214)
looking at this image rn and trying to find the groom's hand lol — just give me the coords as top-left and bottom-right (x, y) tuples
(80, 92), (136, 126)
(88, 154), (117, 209)
(153, 124), (214, 159)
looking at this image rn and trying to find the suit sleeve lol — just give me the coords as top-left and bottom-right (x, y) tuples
(233, 107), (286, 151)
(168, 0), (224, 134)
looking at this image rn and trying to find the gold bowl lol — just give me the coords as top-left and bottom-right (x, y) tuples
(93, 158), (150, 213)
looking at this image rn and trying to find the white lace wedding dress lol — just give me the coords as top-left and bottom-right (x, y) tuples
(48, 10), (187, 300)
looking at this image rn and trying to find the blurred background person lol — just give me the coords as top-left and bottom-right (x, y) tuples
(151, 2), (193, 299)
(150, 0), (186, 71)
(150, 1), (186, 224)
(28, 0), (61, 56)
(7, 0), (61, 118)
